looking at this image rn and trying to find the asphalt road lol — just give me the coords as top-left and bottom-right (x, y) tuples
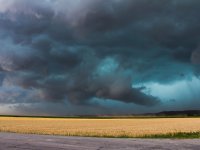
(0, 133), (200, 150)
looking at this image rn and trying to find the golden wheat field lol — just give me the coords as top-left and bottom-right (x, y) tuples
(0, 117), (200, 138)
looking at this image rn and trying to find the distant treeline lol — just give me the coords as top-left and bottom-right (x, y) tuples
(0, 110), (200, 119)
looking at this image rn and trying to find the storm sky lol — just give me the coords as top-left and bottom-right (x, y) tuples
(0, 0), (200, 116)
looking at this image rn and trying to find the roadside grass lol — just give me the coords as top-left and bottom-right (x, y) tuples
(85, 132), (200, 139)
(0, 130), (199, 139)
(140, 132), (200, 139)
(90, 131), (200, 139)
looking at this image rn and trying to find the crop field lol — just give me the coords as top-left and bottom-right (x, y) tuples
(0, 117), (200, 138)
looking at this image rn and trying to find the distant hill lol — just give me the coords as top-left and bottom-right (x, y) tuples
(1, 110), (200, 118)
(151, 110), (200, 117)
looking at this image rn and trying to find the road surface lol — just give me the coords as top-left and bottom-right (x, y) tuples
(0, 133), (199, 150)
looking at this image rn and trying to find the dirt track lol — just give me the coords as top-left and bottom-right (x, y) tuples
(0, 133), (199, 150)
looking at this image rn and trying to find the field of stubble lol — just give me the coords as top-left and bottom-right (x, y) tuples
(0, 117), (200, 138)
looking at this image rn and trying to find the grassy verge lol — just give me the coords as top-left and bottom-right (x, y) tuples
(0, 130), (200, 139)
(140, 132), (200, 139)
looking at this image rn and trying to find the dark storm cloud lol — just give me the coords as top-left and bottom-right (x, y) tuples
(0, 0), (200, 109)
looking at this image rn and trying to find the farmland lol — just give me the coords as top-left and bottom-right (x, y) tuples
(0, 117), (200, 138)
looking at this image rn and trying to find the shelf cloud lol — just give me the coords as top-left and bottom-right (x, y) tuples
(0, 0), (200, 115)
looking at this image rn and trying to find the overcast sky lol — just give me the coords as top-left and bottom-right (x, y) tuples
(0, 0), (200, 116)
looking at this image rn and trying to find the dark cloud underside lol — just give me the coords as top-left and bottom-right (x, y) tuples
(0, 0), (200, 114)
